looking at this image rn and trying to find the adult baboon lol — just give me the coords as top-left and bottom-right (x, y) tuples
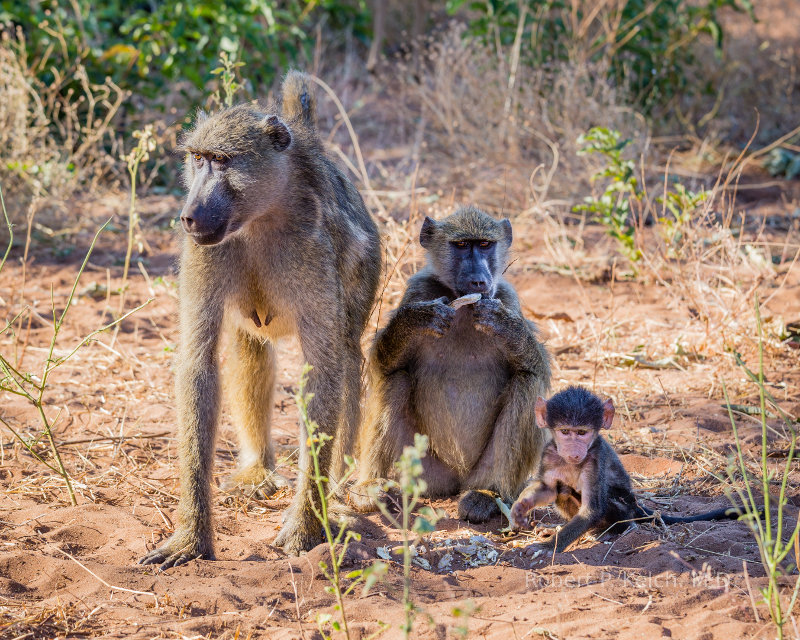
(354, 206), (550, 522)
(139, 71), (381, 569)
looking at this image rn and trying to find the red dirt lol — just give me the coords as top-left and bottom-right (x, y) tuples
(1, 193), (799, 638)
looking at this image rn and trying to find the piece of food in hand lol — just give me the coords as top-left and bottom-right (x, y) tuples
(450, 293), (482, 309)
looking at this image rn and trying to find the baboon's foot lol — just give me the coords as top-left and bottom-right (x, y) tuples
(222, 463), (289, 499)
(274, 506), (324, 555)
(327, 503), (357, 533)
(346, 480), (394, 513)
(523, 541), (555, 559)
(458, 490), (500, 523)
(138, 528), (214, 571)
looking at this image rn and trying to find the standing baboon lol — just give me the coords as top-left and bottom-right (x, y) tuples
(139, 71), (381, 569)
(354, 206), (551, 522)
(510, 386), (743, 554)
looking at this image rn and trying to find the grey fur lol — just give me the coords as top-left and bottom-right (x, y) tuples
(353, 206), (551, 523)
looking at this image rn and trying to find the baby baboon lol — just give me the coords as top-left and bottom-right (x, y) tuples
(511, 386), (742, 554)
(139, 71), (381, 569)
(354, 206), (551, 522)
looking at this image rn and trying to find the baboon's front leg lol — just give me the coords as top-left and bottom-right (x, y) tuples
(527, 469), (604, 554)
(460, 371), (545, 523)
(222, 328), (287, 497)
(139, 283), (223, 570)
(510, 480), (558, 530)
(274, 313), (345, 554)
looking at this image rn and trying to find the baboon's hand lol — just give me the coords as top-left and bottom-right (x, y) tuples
(347, 480), (402, 514)
(347, 481), (381, 513)
(222, 465), (290, 500)
(138, 529), (214, 571)
(471, 298), (511, 337)
(403, 297), (455, 338)
(510, 497), (534, 531)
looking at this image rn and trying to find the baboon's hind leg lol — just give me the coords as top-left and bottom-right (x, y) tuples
(222, 328), (287, 498)
(330, 338), (364, 484)
(274, 311), (345, 554)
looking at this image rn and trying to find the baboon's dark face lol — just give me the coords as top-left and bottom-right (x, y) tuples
(420, 210), (511, 298)
(180, 152), (238, 245)
(448, 239), (499, 296)
(180, 108), (293, 246)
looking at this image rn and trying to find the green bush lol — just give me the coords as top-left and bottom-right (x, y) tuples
(0, 0), (369, 193)
(1, 0), (369, 102)
(574, 126), (709, 266)
(446, 0), (755, 109)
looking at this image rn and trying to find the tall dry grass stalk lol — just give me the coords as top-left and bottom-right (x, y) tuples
(0, 28), (125, 228)
(637, 149), (793, 360)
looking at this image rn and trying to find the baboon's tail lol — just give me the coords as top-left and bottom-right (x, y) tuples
(637, 503), (744, 524)
(281, 70), (317, 130)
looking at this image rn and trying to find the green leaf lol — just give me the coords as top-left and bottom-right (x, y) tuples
(362, 561), (388, 596)
(412, 516), (436, 534)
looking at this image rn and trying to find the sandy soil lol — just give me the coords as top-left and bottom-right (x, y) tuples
(1, 187), (799, 640)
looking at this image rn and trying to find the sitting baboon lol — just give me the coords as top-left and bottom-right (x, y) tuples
(511, 387), (743, 554)
(139, 71), (381, 569)
(354, 206), (551, 522)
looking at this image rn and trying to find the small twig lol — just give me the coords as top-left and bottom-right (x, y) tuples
(308, 74), (387, 221)
(590, 591), (625, 606)
(287, 560), (307, 640)
(743, 559), (762, 623)
(60, 431), (170, 447)
(149, 497), (173, 530)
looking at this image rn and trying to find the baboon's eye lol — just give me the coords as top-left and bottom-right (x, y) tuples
(559, 429), (571, 436)
(193, 152), (203, 163)
(454, 241), (468, 249)
(478, 240), (491, 248)
(576, 429), (587, 436)
(212, 153), (227, 163)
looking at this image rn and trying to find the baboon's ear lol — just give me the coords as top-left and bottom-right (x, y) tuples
(534, 397), (548, 429)
(420, 217), (437, 249)
(263, 115), (292, 152)
(500, 218), (513, 247)
(601, 399), (615, 430)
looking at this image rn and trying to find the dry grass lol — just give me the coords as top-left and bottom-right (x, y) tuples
(385, 22), (645, 215)
(0, 601), (113, 639)
(0, 28), (126, 229)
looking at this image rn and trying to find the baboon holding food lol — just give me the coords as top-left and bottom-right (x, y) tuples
(354, 206), (551, 522)
(139, 71), (381, 569)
